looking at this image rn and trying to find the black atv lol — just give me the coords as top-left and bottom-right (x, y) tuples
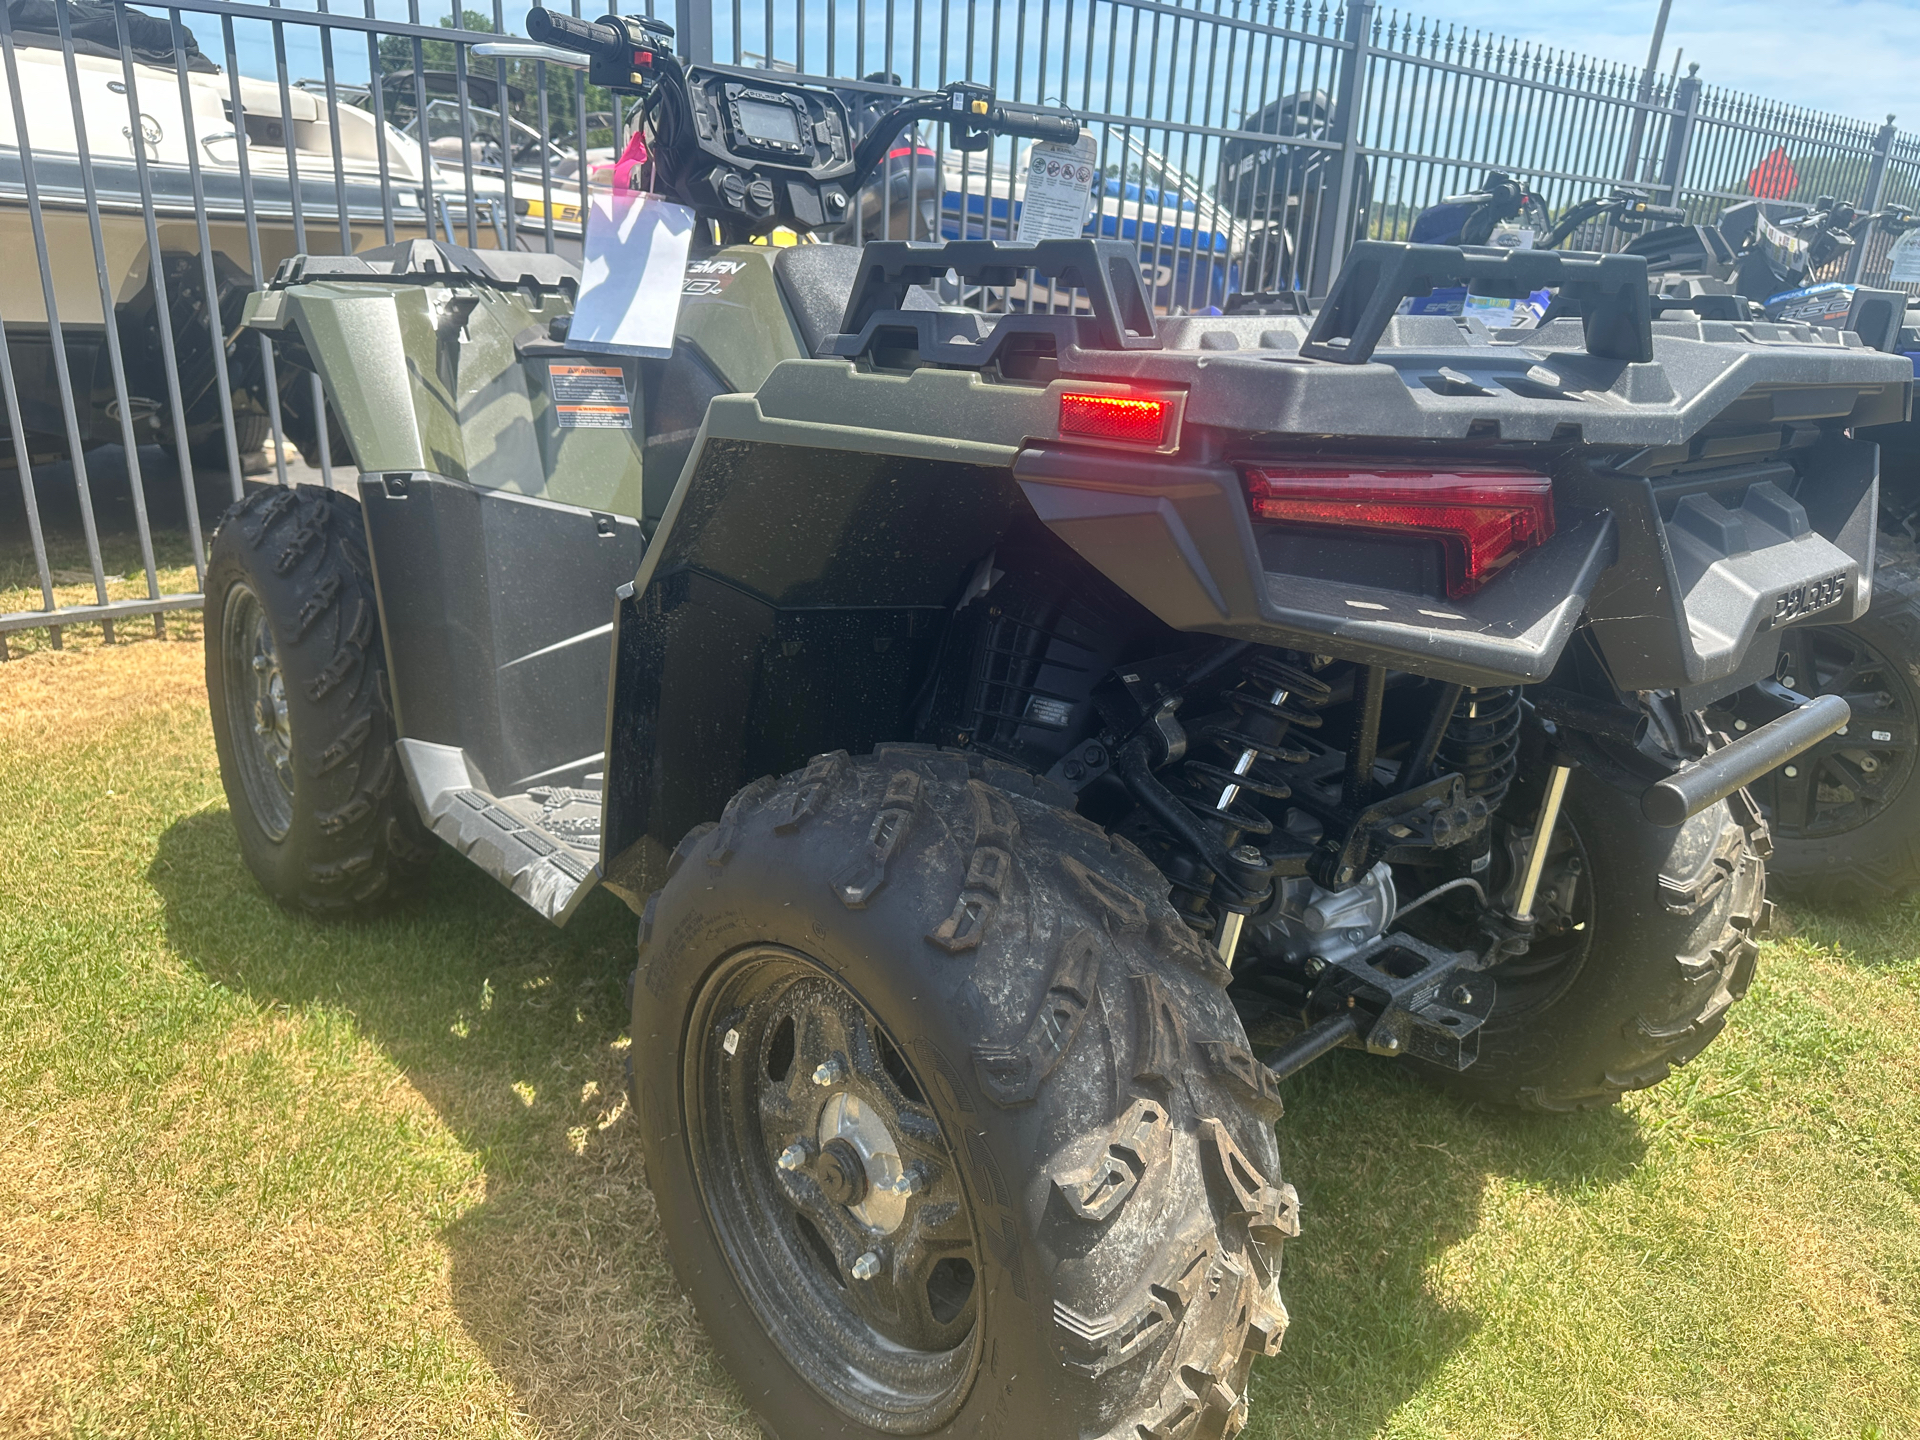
(206, 11), (1899, 1436)
(1625, 198), (1920, 903)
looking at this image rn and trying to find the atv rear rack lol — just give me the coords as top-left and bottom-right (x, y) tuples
(1303, 241), (1654, 365)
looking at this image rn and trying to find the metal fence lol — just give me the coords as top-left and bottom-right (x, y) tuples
(3, 0), (1917, 654)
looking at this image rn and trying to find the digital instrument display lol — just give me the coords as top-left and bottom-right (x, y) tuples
(736, 97), (802, 146)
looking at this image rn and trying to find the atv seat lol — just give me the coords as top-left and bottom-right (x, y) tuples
(772, 242), (945, 355)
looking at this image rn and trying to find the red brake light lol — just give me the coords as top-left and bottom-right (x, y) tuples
(1059, 392), (1169, 447)
(1242, 460), (1554, 598)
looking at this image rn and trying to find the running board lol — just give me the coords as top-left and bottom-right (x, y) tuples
(396, 739), (602, 924)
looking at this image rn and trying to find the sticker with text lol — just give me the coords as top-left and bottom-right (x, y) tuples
(548, 362), (631, 429)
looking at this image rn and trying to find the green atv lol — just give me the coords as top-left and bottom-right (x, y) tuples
(205, 10), (1899, 1436)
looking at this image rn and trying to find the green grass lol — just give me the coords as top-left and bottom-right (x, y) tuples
(3, 634), (1918, 1437)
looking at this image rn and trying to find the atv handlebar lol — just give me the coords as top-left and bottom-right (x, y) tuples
(524, 7), (622, 56)
(993, 104), (1081, 143)
(525, 7), (1080, 239)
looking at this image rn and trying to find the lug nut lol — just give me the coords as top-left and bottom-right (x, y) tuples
(252, 654), (268, 672)
(812, 1059), (845, 1086)
(882, 1168), (921, 1199)
(851, 1251), (881, 1281)
(778, 1141), (809, 1171)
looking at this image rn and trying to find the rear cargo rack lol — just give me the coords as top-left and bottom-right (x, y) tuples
(1301, 241), (1653, 366)
(823, 238), (1161, 366)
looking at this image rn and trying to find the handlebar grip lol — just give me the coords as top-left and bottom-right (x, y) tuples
(526, 7), (623, 55)
(993, 105), (1080, 143)
(1642, 204), (1688, 224)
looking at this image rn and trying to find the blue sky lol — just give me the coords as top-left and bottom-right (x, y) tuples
(1410, 0), (1915, 128)
(216, 0), (1908, 133)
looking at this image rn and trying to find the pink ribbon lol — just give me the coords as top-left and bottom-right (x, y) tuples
(611, 129), (650, 194)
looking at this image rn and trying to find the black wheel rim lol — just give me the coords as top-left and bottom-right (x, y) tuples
(1724, 625), (1917, 839)
(221, 580), (295, 842)
(682, 947), (981, 1433)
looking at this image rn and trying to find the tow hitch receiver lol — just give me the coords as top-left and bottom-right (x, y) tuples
(1261, 933), (1496, 1081)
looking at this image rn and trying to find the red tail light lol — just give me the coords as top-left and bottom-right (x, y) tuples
(1059, 392), (1170, 447)
(1242, 460), (1555, 598)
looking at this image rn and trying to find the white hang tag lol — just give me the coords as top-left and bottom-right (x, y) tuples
(1890, 229), (1920, 284)
(570, 189), (696, 358)
(1488, 223), (1534, 251)
(1015, 133), (1099, 243)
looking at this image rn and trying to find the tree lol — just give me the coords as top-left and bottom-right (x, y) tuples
(376, 10), (617, 151)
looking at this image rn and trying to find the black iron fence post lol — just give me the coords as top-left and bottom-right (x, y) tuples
(677, 0), (715, 65)
(1848, 116), (1898, 282)
(1657, 63), (1701, 211)
(1313, 0), (1376, 297)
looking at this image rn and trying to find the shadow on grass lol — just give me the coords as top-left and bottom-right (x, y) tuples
(147, 807), (751, 1436)
(148, 807), (1651, 1438)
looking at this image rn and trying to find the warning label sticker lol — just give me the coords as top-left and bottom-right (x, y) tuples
(548, 363), (631, 429)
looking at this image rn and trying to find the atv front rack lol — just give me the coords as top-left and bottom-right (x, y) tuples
(822, 238), (1161, 364)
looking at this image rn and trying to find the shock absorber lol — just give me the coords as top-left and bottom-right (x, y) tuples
(1120, 655), (1333, 958)
(1434, 686), (1522, 873)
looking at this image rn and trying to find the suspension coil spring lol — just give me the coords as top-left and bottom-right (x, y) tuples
(1157, 655), (1334, 927)
(1436, 686), (1523, 811)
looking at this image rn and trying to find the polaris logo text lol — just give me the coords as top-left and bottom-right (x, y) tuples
(1774, 572), (1847, 623)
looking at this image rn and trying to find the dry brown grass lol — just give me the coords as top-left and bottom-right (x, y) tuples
(0, 616), (205, 750)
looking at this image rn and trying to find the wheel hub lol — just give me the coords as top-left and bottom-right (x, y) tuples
(816, 1135), (869, 1208)
(1715, 625), (1918, 839)
(817, 1091), (911, 1233)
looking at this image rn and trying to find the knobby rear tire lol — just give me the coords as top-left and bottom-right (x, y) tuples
(1412, 769), (1768, 1114)
(1763, 538), (1920, 906)
(630, 745), (1296, 1439)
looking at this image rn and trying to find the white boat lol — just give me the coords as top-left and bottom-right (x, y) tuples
(0, 13), (574, 466)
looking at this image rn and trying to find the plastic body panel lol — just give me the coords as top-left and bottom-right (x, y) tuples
(597, 419), (1031, 908)
(244, 241), (648, 518)
(358, 472), (645, 795)
(1012, 444), (1619, 688)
